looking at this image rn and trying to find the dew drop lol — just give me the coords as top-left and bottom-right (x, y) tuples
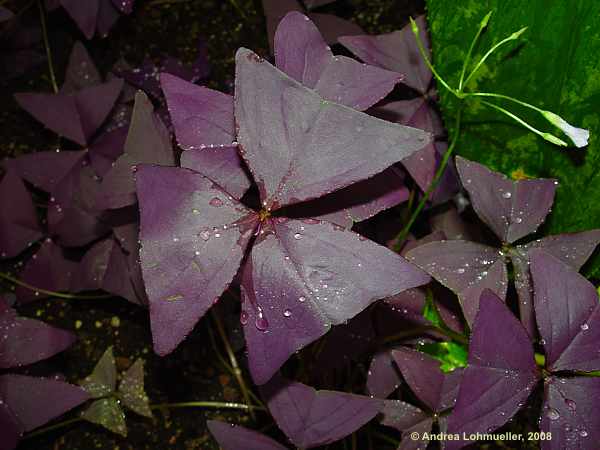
(192, 208), (200, 215)
(255, 311), (269, 332)
(298, 296), (306, 303)
(240, 310), (249, 325)
(579, 430), (588, 438)
(502, 191), (512, 199)
(580, 323), (589, 331)
(283, 309), (292, 318)
(514, 217), (523, 224)
(565, 399), (577, 411)
(209, 197), (223, 207)
(293, 233), (302, 240)
(199, 229), (211, 241)
(546, 408), (560, 420)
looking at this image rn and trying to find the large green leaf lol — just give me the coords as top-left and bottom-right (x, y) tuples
(426, 0), (600, 275)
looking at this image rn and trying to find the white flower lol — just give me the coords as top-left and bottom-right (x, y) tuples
(542, 111), (589, 148)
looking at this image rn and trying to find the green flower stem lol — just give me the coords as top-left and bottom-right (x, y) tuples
(210, 309), (260, 420)
(459, 11), (494, 91)
(462, 27), (528, 88)
(480, 100), (568, 146)
(392, 107), (463, 250)
(409, 17), (458, 96)
(535, 352), (546, 368)
(37, 0), (59, 94)
(24, 401), (265, 440)
(0, 272), (113, 300)
(228, 0), (248, 19)
(461, 91), (545, 113)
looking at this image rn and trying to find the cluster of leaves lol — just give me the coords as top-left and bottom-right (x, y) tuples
(0, 1), (599, 450)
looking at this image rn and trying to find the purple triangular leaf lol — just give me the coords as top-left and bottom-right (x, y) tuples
(136, 165), (255, 355)
(0, 374), (89, 431)
(308, 13), (363, 46)
(0, 401), (23, 450)
(262, 376), (382, 448)
(262, 0), (305, 52)
(381, 400), (433, 450)
(406, 240), (508, 325)
(0, 170), (42, 259)
(70, 237), (116, 292)
(74, 78), (124, 143)
(16, 239), (78, 303)
(366, 351), (401, 399)
(59, 0), (100, 39)
(456, 156), (557, 243)
(275, 12), (401, 111)
(540, 376), (600, 450)
(392, 347), (462, 413)
(100, 91), (175, 209)
(235, 48), (431, 208)
(161, 73), (235, 150)
(446, 290), (539, 449)
(530, 250), (600, 372)
(208, 420), (288, 450)
(96, 0), (121, 37)
(180, 146), (251, 200)
(339, 16), (432, 94)
(286, 167), (409, 228)
(0, 303), (76, 369)
(88, 127), (128, 177)
(242, 218), (429, 384)
(62, 41), (102, 93)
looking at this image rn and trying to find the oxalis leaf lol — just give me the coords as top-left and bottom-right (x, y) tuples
(426, 0), (600, 276)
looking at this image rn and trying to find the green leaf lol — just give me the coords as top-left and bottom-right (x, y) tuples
(81, 397), (127, 437)
(80, 347), (117, 399)
(417, 341), (468, 372)
(118, 358), (152, 418)
(427, 0), (600, 276)
(422, 289), (444, 328)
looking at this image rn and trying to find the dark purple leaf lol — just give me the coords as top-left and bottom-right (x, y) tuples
(180, 146), (251, 200)
(540, 376), (600, 450)
(136, 165), (255, 355)
(339, 16), (432, 94)
(303, 0), (335, 9)
(0, 374), (89, 431)
(406, 240), (508, 325)
(15, 79), (123, 146)
(429, 205), (481, 241)
(16, 239), (78, 303)
(455, 156), (557, 243)
(88, 127), (128, 177)
(381, 400), (432, 450)
(0, 170), (42, 259)
(308, 13), (363, 46)
(111, 0), (134, 14)
(446, 290), (539, 449)
(161, 73), (235, 150)
(275, 12), (402, 111)
(373, 97), (444, 136)
(208, 420), (288, 450)
(366, 351), (401, 399)
(62, 41), (102, 93)
(0, 401), (22, 450)
(286, 167), (409, 228)
(242, 218), (429, 384)
(96, 0), (121, 38)
(392, 347), (462, 412)
(59, 0), (99, 39)
(100, 91), (174, 209)
(262, 376), (382, 448)
(235, 48), (431, 208)
(530, 250), (600, 372)
(118, 358), (152, 417)
(0, 302), (76, 369)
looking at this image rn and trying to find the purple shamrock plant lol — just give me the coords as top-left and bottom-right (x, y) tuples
(447, 250), (600, 450)
(137, 44), (433, 384)
(0, 296), (89, 450)
(406, 156), (600, 332)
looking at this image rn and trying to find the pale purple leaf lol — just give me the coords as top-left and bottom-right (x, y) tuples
(366, 351), (401, 399)
(446, 290), (539, 449)
(0, 170), (42, 259)
(235, 48), (431, 208)
(456, 156), (557, 243)
(0, 374), (89, 431)
(275, 12), (401, 111)
(161, 73), (235, 149)
(530, 250), (600, 372)
(262, 376), (382, 448)
(100, 91), (175, 209)
(262, 0), (304, 52)
(406, 240), (508, 325)
(540, 376), (600, 450)
(208, 420), (288, 450)
(0, 305), (76, 369)
(339, 16), (432, 93)
(242, 218), (429, 384)
(392, 347), (462, 412)
(136, 165), (255, 355)
(180, 146), (251, 200)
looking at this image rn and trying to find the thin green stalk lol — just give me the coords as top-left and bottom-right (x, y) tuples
(228, 0), (248, 19)
(409, 17), (457, 96)
(0, 272), (113, 300)
(459, 11), (493, 91)
(211, 309), (260, 420)
(463, 91), (545, 113)
(462, 27), (527, 88)
(23, 417), (82, 439)
(37, 0), (59, 93)
(373, 431), (400, 447)
(392, 108), (463, 249)
(480, 100), (567, 146)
